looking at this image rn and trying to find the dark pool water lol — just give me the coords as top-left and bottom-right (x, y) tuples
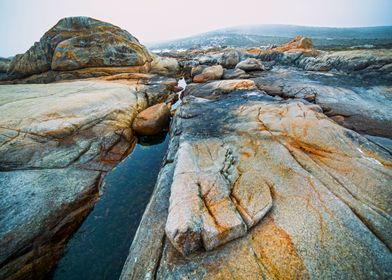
(50, 133), (169, 280)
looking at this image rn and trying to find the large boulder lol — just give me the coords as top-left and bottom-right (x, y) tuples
(193, 65), (224, 83)
(190, 64), (208, 78)
(132, 103), (171, 135)
(220, 50), (240, 68)
(150, 55), (179, 76)
(7, 17), (152, 79)
(236, 58), (264, 72)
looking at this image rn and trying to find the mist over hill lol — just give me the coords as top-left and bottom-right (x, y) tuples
(147, 24), (392, 50)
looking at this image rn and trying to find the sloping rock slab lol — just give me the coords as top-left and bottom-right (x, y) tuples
(0, 78), (175, 279)
(253, 68), (392, 138)
(121, 82), (392, 279)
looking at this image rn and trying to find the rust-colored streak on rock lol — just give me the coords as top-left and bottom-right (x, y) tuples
(250, 216), (310, 280)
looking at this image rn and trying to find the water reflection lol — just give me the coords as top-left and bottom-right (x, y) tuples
(50, 134), (169, 280)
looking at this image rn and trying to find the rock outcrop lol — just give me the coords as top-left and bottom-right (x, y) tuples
(273, 35), (314, 52)
(252, 68), (392, 138)
(5, 17), (153, 81)
(0, 75), (177, 280)
(297, 49), (392, 75)
(2, 22), (392, 280)
(162, 36), (391, 81)
(121, 80), (392, 279)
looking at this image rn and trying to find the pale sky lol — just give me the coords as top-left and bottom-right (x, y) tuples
(1, 0), (391, 57)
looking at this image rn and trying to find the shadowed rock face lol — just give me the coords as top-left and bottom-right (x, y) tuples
(6, 17), (152, 80)
(0, 58), (10, 73)
(0, 75), (177, 280)
(121, 81), (392, 279)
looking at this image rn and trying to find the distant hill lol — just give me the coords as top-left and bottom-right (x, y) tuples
(147, 24), (392, 51)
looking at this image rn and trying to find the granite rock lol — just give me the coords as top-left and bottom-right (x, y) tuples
(132, 103), (171, 135)
(6, 17), (152, 80)
(121, 80), (392, 280)
(219, 50), (240, 69)
(236, 58), (264, 72)
(193, 65), (224, 83)
(222, 68), (248, 79)
(0, 75), (176, 280)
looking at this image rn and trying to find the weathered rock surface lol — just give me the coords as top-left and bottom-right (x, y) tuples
(252, 44), (392, 79)
(5, 17), (152, 81)
(165, 139), (272, 255)
(219, 50), (240, 68)
(190, 65), (208, 78)
(165, 37), (391, 82)
(297, 49), (392, 76)
(184, 79), (256, 99)
(2, 26), (392, 280)
(253, 68), (392, 138)
(222, 68), (248, 79)
(193, 65), (224, 83)
(0, 58), (10, 73)
(0, 58), (10, 81)
(121, 80), (392, 279)
(132, 103), (171, 135)
(0, 75), (176, 279)
(273, 35), (314, 52)
(150, 55), (180, 76)
(236, 58), (264, 72)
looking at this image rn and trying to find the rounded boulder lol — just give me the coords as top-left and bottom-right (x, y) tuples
(235, 58), (264, 72)
(193, 65), (224, 83)
(132, 103), (171, 135)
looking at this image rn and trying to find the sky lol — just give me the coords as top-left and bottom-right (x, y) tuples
(0, 0), (391, 57)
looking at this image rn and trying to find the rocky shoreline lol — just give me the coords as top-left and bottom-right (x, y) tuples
(121, 83), (392, 279)
(0, 16), (391, 279)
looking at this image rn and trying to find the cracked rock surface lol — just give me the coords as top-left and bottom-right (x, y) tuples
(252, 67), (392, 138)
(165, 138), (272, 255)
(121, 80), (392, 279)
(0, 76), (176, 279)
(6, 17), (152, 81)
